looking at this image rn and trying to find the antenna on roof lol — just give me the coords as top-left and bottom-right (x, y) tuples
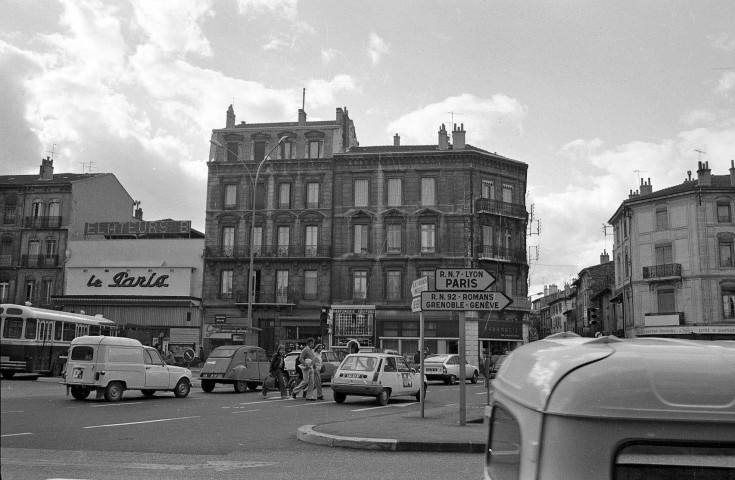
(447, 111), (464, 128)
(302, 88), (306, 110)
(694, 149), (706, 162)
(47, 142), (60, 160)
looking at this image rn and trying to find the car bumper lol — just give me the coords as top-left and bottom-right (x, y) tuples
(330, 383), (384, 396)
(425, 374), (449, 381)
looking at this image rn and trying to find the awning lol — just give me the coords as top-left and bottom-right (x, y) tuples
(52, 295), (200, 307)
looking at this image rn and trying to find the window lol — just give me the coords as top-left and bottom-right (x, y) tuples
(504, 229), (512, 249)
(482, 225), (493, 252)
(306, 182), (319, 208)
(723, 285), (735, 318)
(353, 270), (367, 300)
(276, 270), (289, 303)
(45, 238), (57, 257)
(655, 244), (673, 265)
(32, 199), (44, 218)
(25, 279), (36, 303)
(28, 238), (40, 257)
(0, 282), (8, 303)
(305, 225), (318, 256)
(279, 141), (292, 160)
(54, 321), (62, 341)
(308, 140), (321, 159)
(224, 184), (237, 209)
(3, 206), (15, 225)
(254, 184), (266, 210)
(717, 202), (732, 223)
(387, 224), (401, 253)
(354, 179), (368, 207)
(720, 241), (734, 267)
(482, 180), (494, 199)
(62, 322), (75, 341)
(615, 443), (735, 479)
(220, 270), (233, 299)
(387, 270), (402, 301)
(3, 318), (23, 338)
(657, 288), (675, 313)
(502, 184), (513, 203)
(387, 178), (402, 206)
(48, 200), (60, 218)
(354, 224), (368, 254)
(226, 142), (239, 162)
(625, 249), (630, 277)
(421, 223), (435, 253)
(655, 207), (668, 230)
(504, 274), (513, 295)
(486, 406), (521, 480)
(42, 279), (53, 304)
(421, 178), (435, 206)
(278, 183), (291, 209)
(222, 227), (235, 256)
(277, 226), (290, 256)
(252, 226), (263, 256)
(254, 142), (266, 163)
(304, 270), (317, 299)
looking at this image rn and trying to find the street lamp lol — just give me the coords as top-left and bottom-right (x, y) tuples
(210, 136), (288, 333)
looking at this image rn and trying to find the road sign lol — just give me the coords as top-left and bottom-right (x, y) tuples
(411, 296), (422, 313)
(420, 291), (513, 311)
(411, 276), (429, 297)
(435, 269), (496, 291)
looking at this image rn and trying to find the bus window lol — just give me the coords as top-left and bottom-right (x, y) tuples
(62, 322), (75, 341)
(3, 318), (23, 339)
(24, 319), (37, 339)
(89, 325), (100, 336)
(76, 324), (88, 337)
(54, 321), (62, 341)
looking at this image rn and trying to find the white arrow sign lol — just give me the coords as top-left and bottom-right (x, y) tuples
(420, 291), (513, 311)
(435, 269), (496, 291)
(411, 276), (429, 297)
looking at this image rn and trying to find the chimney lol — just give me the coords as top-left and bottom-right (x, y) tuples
(600, 249), (610, 264)
(452, 123), (466, 149)
(134, 206), (143, 220)
(438, 124), (449, 150)
(697, 161), (711, 187)
(298, 108), (307, 125)
(730, 160), (735, 187)
(226, 105), (235, 128)
(393, 133), (400, 147)
(336, 107), (344, 123)
(629, 189), (639, 199)
(544, 285), (548, 296)
(39, 157), (54, 180)
(640, 178), (653, 195)
(549, 284), (558, 295)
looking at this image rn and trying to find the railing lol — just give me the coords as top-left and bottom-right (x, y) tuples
(24, 216), (62, 229)
(21, 255), (59, 267)
(475, 198), (528, 219)
(0, 254), (12, 267)
(476, 245), (526, 263)
(205, 245), (249, 258)
(235, 288), (298, 304)
(206, 244), (330, 258)
(642, 263), (682, 280)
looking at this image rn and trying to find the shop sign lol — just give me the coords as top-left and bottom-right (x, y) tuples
(479, 320), (522, 340)
(85, 220), (191, 236)
(66, 267), (190, 296)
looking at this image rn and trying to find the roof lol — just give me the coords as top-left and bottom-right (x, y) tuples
(338, 144), (526, 167)
(70, 335), (142, 347)
(494, 333), (735, 422)
(0, 172), (106, 186)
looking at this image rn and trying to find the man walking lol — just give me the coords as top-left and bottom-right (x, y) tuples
(291, 337), (316, 400)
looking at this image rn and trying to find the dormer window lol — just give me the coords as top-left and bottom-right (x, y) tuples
(308, 140), (321, 159)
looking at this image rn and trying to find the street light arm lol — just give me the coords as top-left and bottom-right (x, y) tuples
(209, 139), (255, 181)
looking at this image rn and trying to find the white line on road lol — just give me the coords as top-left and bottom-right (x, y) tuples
(1, 432), (33, 437)
(1, 410), (24, 413)
(83, 415), (201, 429)
(236, 398), (290, 406)
(284, 401), (335, 408)
(231, 409), (259, 414)
(349, 402), (417, 412)
(91, 402), (143, 407)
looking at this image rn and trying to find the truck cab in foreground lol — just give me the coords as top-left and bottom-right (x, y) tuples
(485, 333), (735, 479)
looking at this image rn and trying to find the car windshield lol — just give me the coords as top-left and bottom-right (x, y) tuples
(426, 355), (450, 362)
(210, 347), (238, 358)
(341, 355), (378, 372)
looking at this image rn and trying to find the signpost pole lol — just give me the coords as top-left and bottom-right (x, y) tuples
(459, 311), (466, 426)
(420, 310), (425, 418)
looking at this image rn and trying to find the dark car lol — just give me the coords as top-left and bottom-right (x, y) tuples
(489, 354), (508, 379)
(199, 345), (289, 393)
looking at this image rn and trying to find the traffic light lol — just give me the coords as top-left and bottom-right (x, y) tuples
(589, 307), (599, 325)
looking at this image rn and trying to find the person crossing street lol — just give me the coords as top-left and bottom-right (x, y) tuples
(291, 337), (316, 400)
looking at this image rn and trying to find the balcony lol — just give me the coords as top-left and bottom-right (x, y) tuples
(21, 255), (59, 267)
(476, 245), (526, 263)
(205, 245), (249, 259)
(0, 255), (12, 267)
(206, 244), (330, 259)
(235, 287), (298, 305)
(475, 198), (528, 219)
(642, 263), (682, 281)
(24, 216), (62, 229)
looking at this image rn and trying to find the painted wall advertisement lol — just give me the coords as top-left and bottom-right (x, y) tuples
(66, 267), (192, 296)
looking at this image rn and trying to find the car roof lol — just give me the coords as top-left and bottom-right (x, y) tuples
(213, 345), (261, 351)
(70, 335), (141, 347)
(342, 352), (402, 359)
(494, 333), (735, 422)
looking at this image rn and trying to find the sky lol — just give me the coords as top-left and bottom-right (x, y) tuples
(1, 0), (734, 298)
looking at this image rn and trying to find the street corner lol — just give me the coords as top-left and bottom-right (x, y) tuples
(297, 424), (398, 451)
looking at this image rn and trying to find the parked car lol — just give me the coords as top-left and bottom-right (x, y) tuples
(331, 352), (427, 406)
(285, 349), (340, 388)
(423, 354), (479, 384)
(64, 336), (192, 401)
(199, 345), (287, 393)
(484, 333), (735, 479)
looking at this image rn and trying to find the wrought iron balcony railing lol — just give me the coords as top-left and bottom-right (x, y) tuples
(206, 244), (330, 259)
(21, 255), (59, 267)
(24, 216), (62, 229)
(642, 263), (682, 280)
(475, 198), (528, 219)
(476, 245), (526, 263)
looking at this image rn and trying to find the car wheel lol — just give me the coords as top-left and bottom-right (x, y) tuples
(1, 370), (16, 380)
(70, 385), (90, 400)
(470, 371), (478, 384)
(448, 375), (457, 385)
(104, 381), (124, 402)
(201, 380), (215, 393)
(174, 379), (190, 398)
(141, 389), (156, 397)
(333, 392), (347, 404)
(247, 382), (259, 391)
(376, 388), (390, 406)
(234, 381), (248, 393)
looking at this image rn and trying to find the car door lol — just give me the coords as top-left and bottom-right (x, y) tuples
(396, 357), (417, 394)
(144, 348), (170, 389)
(255, 348), (270, 381)
(381, 357), (404, 394)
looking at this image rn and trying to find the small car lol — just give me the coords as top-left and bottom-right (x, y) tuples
(423, 354), (479, 384)
(64, 336), (192, 401)
(484, 333), (735, 479)
(199, 345), (287, 393)
(331, 352), (427, 406)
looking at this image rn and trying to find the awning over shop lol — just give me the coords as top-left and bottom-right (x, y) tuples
(52, 295), (200, 307)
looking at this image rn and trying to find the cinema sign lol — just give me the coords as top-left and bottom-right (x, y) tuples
(66, 267), (191, 297)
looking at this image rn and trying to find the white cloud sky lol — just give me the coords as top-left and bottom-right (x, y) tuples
(367, 31), (388, 66)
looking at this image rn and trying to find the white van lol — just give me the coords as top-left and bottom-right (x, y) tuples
(64, 336), (192, 401)
(484, 333), (735, 479)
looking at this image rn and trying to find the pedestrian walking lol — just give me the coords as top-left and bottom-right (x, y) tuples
(312, 344), (325, 400)
(291, 337), (316, 400)
(262, 344), (288, 399)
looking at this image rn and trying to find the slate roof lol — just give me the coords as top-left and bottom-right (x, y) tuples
(0, 173), (104, 186)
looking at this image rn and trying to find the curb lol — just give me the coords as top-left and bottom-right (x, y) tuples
(297, 425), (485, 453)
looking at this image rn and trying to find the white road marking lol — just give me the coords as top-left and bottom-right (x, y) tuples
(349, 402), (417, 412)
(1, 432), (33, 437)
(91, 402), (143, 407)
(84, 415), (200, 429)
(231, 409), (259, 414)
(237, 398), (289, 406)
(284, 401), (334, 408)
(1, 410), (24, 413)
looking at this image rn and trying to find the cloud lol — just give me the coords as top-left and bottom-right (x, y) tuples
(321, 47), (337, 64)
(708, 32), (735, 51)
(130, 0), (213, 57)
(236, 0), (299, 19)
(386, 93), (527, 146)
(715, 71), (735, 95)
(367, 32), (389, 66)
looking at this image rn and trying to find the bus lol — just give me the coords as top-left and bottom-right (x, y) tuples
(0, 304), (118, 379)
